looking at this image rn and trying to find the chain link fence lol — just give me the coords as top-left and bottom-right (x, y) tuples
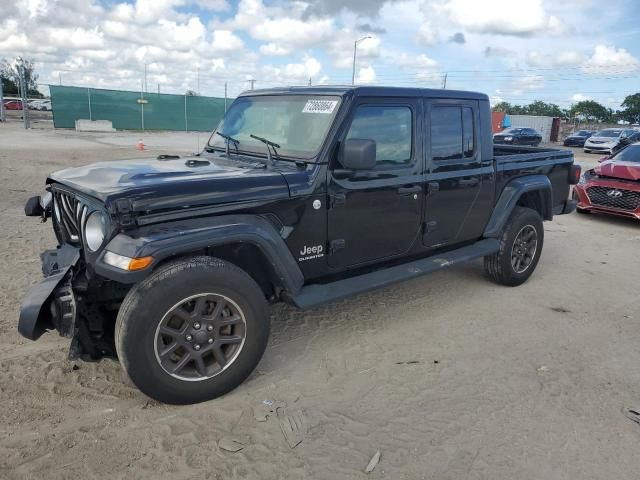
(49, 85), (227, 132)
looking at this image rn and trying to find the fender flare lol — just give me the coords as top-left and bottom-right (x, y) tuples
(483, 175), (553, 238)
(94, 214), (305, 294)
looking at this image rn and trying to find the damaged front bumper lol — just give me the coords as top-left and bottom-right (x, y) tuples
(19, 244), (121, 360)
(18, 244), (80, 341)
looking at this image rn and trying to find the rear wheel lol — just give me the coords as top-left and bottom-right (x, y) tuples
(484, 207), (544, 286)
(115, 256), (270, 404)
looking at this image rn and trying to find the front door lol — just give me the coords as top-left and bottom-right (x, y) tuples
(423, 100), (494, 248)
(327, 98), (423, 268)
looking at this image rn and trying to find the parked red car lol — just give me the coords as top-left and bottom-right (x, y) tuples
(573, 142), (640, 220)
(3, 100), (24, 110)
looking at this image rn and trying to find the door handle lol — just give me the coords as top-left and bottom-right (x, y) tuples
(427, 182), (440, 195)
(397, 185), (421, 195)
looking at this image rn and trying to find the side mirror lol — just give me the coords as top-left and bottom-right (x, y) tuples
(24, 196), (43, 216)
(598, 155), (609, 163)
(338, 138), (376, 170)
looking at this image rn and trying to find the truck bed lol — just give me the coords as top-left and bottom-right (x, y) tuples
(492, 145), (576, 215)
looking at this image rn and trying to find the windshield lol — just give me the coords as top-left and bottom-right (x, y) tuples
(575, 130), (591, 136)
(208, 95), (341, 159)
(500, 128), (521, 134)
(596, 129), (622, 138)
(612, 144), (640, 162)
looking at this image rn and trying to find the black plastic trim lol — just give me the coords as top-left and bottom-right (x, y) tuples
(483, 175), (553, 238)
(94, 214), (305, 293)
(290, 238), (499, 309)
(18, 245), (80, 340)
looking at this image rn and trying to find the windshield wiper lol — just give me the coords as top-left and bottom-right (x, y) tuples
(215, 132), (240, 157)
(250, 134), (280, 167)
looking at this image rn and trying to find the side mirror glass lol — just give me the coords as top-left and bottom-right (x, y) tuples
(338, 138), (376, 170)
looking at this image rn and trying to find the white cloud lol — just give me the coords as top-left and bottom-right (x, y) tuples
(0, 0), (635, 110)
(252, 17), (334, 48)
(513, 74), (545, 91)
(211, 30), (243, 53)
(440, 0), (567, 36)
(490, 95), (504, 106)
(571, 93), (590, 102)
(259, 43), (291, 56)
(582, 45), (640, 74)
(356, 65), (376, 84)
(261, 57), (324, 84)
(415, 22), (436, 45)
(328, 33), (380, 69)
(193, 0), (230, 11)
(393, 53), (438, 70)
(526, 50), (584, 67)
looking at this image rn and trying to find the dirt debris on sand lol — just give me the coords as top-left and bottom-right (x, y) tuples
(1, 122), (640, 479)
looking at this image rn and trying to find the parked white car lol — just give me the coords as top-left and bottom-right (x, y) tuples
(584, 128), (639, 154)
(28, 99), (52, 111)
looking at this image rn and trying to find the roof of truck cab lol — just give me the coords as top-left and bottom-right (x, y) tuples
(238, 85), (489, 101)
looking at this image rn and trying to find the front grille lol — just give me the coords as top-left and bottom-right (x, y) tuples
(52, 189), (89, 244)
(587, 186), (640, 211)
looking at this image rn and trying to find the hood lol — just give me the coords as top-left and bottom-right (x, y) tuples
(594, 160), (640, 181)
(48, 154), (292, 212)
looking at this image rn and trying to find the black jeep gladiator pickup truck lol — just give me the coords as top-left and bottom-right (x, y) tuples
(20, 86), (580, 404)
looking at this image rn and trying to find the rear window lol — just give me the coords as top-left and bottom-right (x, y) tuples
(612, 144), (640, 163)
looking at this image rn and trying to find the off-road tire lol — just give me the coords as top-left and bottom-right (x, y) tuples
(484, 207), (544, 286)
(115, 256), (269, 405)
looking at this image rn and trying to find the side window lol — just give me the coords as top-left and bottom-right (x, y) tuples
(431, 106), (463, 161)
(346, 105), (412, 166)
(462, 107), (475, 158)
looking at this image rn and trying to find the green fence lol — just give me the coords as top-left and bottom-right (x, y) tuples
(49, 85), (227, 132)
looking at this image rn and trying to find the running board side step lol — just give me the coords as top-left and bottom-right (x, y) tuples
(290, 238), (500, 309)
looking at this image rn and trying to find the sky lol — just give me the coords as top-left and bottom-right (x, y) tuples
(1, 0), (639, 109)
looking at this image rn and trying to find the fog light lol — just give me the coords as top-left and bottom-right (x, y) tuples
(103, 251), (153, 271)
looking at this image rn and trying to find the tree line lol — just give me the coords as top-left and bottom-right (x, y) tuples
(1, 57), (43, 98)
(492, 95), (640, 124)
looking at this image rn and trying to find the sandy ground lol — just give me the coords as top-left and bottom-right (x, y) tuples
(1, 119), (639, 480)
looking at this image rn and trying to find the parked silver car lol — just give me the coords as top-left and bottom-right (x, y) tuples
(584, 128), (640, 154)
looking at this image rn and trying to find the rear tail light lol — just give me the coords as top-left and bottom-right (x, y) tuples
(569, 164), (582, 185)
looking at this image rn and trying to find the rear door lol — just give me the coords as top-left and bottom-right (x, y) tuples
(422, 100), (493, 248)
(327, 97), (423, 268)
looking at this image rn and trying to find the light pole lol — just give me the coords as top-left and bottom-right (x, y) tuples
(352, 36), (372, 85)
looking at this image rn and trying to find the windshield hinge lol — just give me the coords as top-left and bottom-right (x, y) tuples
(114, 199), (136, 229)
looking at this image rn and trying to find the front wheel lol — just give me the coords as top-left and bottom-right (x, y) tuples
(484, 207), (544, 286)
(115, 256), (270, 404)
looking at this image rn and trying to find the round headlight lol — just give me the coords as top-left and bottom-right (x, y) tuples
(85, 211), (107, 252)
